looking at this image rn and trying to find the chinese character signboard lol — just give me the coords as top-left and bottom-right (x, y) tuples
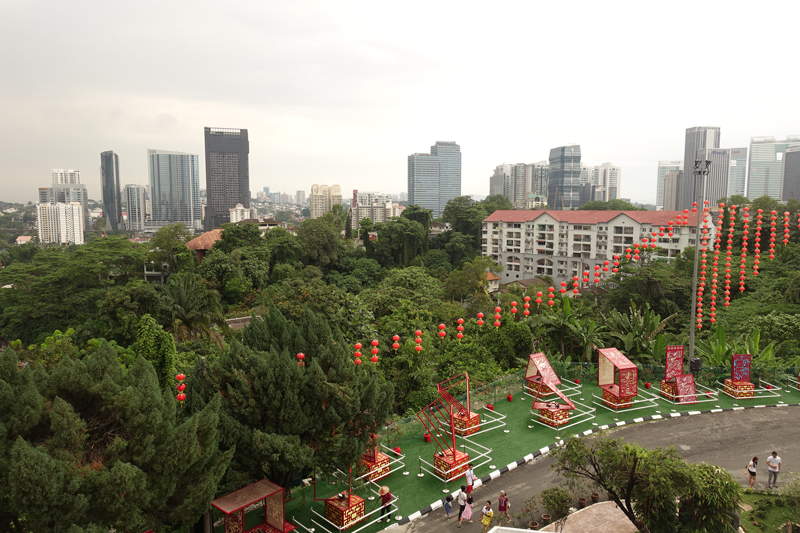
(731, 354), (751, 383)
(526, 353), (561, 385)
(675, 374), (697, 404)
(665, 346), (684, 382)
(618, 367), (638, 397)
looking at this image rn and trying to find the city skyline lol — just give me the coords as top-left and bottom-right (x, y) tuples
(2, 2), (797, 207)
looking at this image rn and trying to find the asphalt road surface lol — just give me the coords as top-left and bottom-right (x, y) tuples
(395, 406), (800, 533)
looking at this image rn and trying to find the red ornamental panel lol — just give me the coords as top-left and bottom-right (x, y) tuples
(732, 353), (752, 383)
(618, 367), (638, 397)
(665, 345), (684, 381)
(675, 374), (697, 404)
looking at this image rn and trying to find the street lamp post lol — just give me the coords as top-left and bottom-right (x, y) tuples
(688, 159), (712, 368)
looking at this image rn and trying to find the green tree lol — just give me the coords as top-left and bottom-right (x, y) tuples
(148, 223), (194, 273)
(442, 196), (486, 240)
(372, 217), (426, 267)
(158, 273), (225, 343)
(133, 314), (178, 380)
(264, 227), (302, 265)
(0, 344), (231, 532)
(213, 222), (266, 254)
(577, 199), (643, 211)
(98, 280), (163, 346)
(401, 205), (433, 253)
(480, 194), (514, 215)
(297, 217), (345, 269)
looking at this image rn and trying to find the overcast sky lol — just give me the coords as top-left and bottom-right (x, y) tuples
(2, 0), (798, 205)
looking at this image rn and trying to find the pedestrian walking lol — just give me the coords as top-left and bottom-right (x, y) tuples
(460, 495), (474, 527)
(444, 494), (453, 521)
(465, 463), (476, 494)
(767, 451), (782, 489)
(378, 486), (392, 523)
(456, 487), (467, 523)
(497, 490), (511, 524)
(745, 456), (758, 489)
(480, 501), (493, 533)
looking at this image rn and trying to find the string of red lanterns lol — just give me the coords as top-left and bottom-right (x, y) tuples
(696, 204), (709, 329)
(593, 264), (601, 284)
(754, 209), (762, 277)
(456, 318), (464, 339)
(392, 335), (400, 350)
(477, 313), (484, 326)
(371, 339), (379, 362)
(783, 211), (791, 245)
(633, 243), (640, 261)
(710, 204), (724, 324)
(547, 286), (555, 307)
(511, 301), (518, 316)
(438, 324), (446, 338)
(414, 330), (423, 352)
(297, 352), (305, 366)
(559, 281), (567, 294)
(176, 373), (187, 405)
(572, 275), (579, 294)
(523, 295), (531, 315)
(535, 291), (542, 306)
(354, 342), (362, 364)
(494, 307), (501, 327)
(612, 254), (620, 273)
(740, 207), (750, 293)
(769, 210), (777, 259)
(724, 205), (736, 306)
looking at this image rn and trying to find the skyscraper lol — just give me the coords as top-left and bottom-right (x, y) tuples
(681, 127), (720, 209)
(656, 161), (682, 210)
(591, 163), (622, 202)
(51, 169), (81, 184)
(694, 148), (736, 205)
(124, 184), (147, 231)
(408, 153), (440, 216)
(547, 145), (582, 210)
(148, 149), (202, 230)
(531, 161), (549, 197)
(727, 148), (748, 198)
(489, 164), (509, 197)
(781, 147), (800, 201)
(100, 151), (123, 230)
(408, 141), (461, 218)
(296, 190), (306, 205)
(747, 136), (800, 200)
(204, 127), (250, 230)
(663, 170), (682, 211)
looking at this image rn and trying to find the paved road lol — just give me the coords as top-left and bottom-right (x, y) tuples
(396, 405), (800, 533)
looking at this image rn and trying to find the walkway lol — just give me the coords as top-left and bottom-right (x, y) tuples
(394, 405), (800, 533)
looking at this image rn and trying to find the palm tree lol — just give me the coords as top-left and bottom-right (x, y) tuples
(159, 272), (225, 343)
(606, 302), (676, 363)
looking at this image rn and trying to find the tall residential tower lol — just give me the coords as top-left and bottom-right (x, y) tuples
(148, 149), (202, 230)
(656, 161), (682, 210)
(547, 145), (582, 210)
(100, 151), (123, 230)
(204, 127), (250, 230)
(681, 127), (720, 209)
(408, 141), (461, 218)
(747, 136), (800, 200)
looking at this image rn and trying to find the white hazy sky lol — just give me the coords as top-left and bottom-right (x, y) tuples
(2, 0), (798, 205)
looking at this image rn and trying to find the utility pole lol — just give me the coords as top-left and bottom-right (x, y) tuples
(688, 159), (712, 368)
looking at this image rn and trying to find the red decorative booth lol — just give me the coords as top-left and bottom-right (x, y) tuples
(724, 353), (754, 398)
(211, 479), (296, 533)
(525, 352), (561, 399)
(597, 348), (638, 409)
(360, 438), (390, 482)
(324, 494), (365, 530)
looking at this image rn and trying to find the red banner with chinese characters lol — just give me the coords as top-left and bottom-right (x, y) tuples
(528, 353), (560, 385)
(675, 374), (697, 404)
(731, 354), (751, 383)
(618, 367), (638, 397)
(665, 345), (684, 381)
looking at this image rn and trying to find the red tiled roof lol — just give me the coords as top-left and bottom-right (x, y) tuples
(486, 272), (500, 281)
(185, 229), (223, 250)
(483, 210), (699, 225)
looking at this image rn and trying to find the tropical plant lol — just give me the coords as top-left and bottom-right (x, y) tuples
(158, 272), (225, 343)
(606, 302), (676, 363)
(540, 487), (572, 520)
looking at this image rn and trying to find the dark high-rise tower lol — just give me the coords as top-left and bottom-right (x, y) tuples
(547, 145), (582, 210)
(204, 127), (249, 230)
(100, 150), (122, 230)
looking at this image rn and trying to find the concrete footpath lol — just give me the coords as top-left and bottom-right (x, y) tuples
(394, 406), (800, 533)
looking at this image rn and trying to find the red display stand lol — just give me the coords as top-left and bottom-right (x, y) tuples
(324, 494), (365, 530)
(360, 438), (390, 481)
(659, 379), (678, 399)
(433, 448), (470, 480)
(723, 379), (755, 398)
(598, 348), (638, 409)
(529, 354), (575, 427)
(538, 407), (570, 427)
(453, 411), (481, 436)
(525, 352), (561, 398)
(211, 479), (297, 533)
(725, 354), (754, 398)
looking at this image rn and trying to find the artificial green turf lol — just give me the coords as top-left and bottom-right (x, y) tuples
(258, 380), (800, 533)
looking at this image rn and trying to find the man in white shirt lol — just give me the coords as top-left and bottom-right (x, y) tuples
(766, 451), (782, 489)
(465, 463), (476, 494)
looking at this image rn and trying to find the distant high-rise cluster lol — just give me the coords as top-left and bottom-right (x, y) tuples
(408, 141), (461, 218)
(350, 190), (404, 231)
(204, 127), (249, 230)
(660, 127), (799, 210)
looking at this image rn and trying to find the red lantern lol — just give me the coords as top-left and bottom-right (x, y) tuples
(511, 308), (517, 314)
(439, 331), (446, 338)
(354, 343), (362, 351)
(176, 373), (186, 382)
(371, 347), (379, 355)
(355, 351), (362, 358)
(524, 296), (531, 302)
(494, 320), (501, 327)
(414, 337), (422, 344)
(415, 329), (423, 336)
(372, 339), (379, 346)
(392, 342), (400, 350)
(477, 319), (484, 326)
(415, 345), (422, 352)
(355, 359), (362, 365)
(511, 301), (517, 307)
(438, 324), (445, 330)
(392, 334), (400, 342)
(371, 355), (378, 363)
(494, 313), (501, 319)
(547, 300), (554, 306)
(177, 393), (186, 402)
(456, 332), (463, 339)
(476, 314), (483, 320)
(524, 310), (530, 316)
(495, 307), (501, 313)
(457, 318), (464, 325)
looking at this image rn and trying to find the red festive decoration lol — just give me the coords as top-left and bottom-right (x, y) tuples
(355, 351), (362, 358)
(439, 331), (446, 338)
(415, 345), (422, 352)
(393, 334), (400, 342)
(176, 373), (186, 382)
(495, 307), (502, 313)
(415, 329), (423, 336)
(297, 352), (305, 366)
(354, 343), (362, 351)
(769, 210), (777, 260)
(560, 281), (567, 294)
(371, 355), (379, 363)
(392, 342), (400, 350)
(754, 209), (762, 277)
(784, 211), (791, 245)
(371, 347), (379, 355)
(177, 383), (186, 392)
(355, 359), (362, 365)
(456, 332), (463, 339)
(177, 393), (186, 403)
(438, 324), (446, 330)
(494, 320), (501, 327)
(740, 207), (749, 293)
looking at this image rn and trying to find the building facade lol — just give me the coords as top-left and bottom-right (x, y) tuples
(408, 141), (461, 218)
(310, 184), (342, 218)
(663, 170), (681, 211)
(39, 183), (89, 228)
(37, 202), (84, 245)
(148, 149), (202, 230)
(100, 151), (123, 231)
(482, 210), (703, 286)
(204, 127), (250, 230)
(350, 190), (403, 231)
(229, 203), (258, 223)
(656, 160), (682, 210)
(51, 169), (81, 185)
(747, 136), (800, 200)
(547, 145), (582, 210)
(727, 148), (748, 198)
(681, 127), (721, 210)
(782, 146), (800, 201)
(591, 163), (621, 202)
(296, 190), (306, 205)
(124, 184), (147, 231)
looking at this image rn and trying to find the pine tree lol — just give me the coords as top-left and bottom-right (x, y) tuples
(0, 343), (231, 532)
